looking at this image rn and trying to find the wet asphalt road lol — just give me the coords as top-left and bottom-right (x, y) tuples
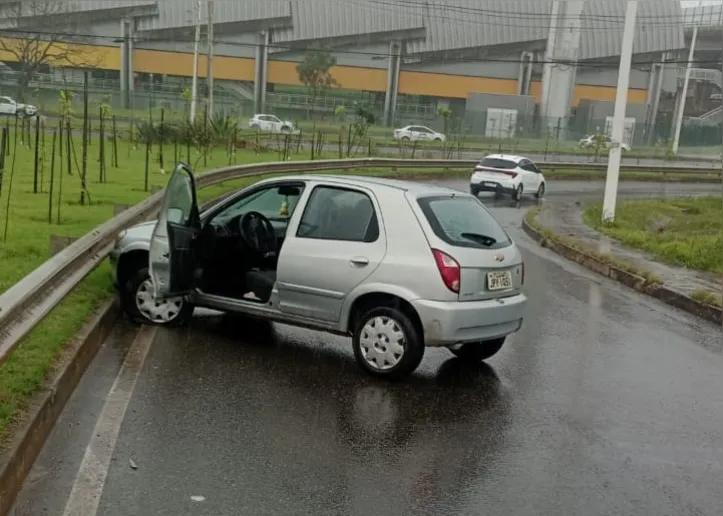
(12, 180), (723, 516)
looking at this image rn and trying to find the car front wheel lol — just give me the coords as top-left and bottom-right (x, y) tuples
(352, 306), (424, 380)
(122, 266), (193, 327)
(535, 182), (545, 199)
(450, 337), (505, 362)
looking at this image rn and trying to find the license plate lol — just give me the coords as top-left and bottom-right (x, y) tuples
(487, 270), (513, 291)
(484, 182), (497, 187)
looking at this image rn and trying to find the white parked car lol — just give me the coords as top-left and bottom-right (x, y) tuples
(393, 125), (446, 142)
(579, 134), (630, 152)
(0, 96), (37, 118)
(470, 154), (546, 201)
(248, 114), (294, 133)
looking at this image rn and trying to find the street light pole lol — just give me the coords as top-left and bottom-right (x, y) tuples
(672, 25), (698, 154)
(189, 0), (202, 123)
(601, 0), (638, 223)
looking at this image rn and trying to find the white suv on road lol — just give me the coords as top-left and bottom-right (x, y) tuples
(0, 96), (37, 118)
(470, 154), (546, 201)
(248, 114), (294, 133)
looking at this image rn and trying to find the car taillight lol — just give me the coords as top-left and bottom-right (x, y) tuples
(503, 171), (518, 178)
(432, 249), (460, 293)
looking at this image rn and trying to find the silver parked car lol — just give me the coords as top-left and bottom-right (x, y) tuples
(110, 163), (528, 379)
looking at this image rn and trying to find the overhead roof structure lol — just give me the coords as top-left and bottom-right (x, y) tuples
(0, 0), (687, 63)
(682, 2), (723, 28)
(580, 0), (684, 60)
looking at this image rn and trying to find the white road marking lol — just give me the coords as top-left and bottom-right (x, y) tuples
(190, 495), (206, 502)
(62, 325), (158, 516)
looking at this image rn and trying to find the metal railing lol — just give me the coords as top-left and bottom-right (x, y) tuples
(0, 157), (720, 366)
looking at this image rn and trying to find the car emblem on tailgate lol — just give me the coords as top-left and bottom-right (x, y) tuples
(494, 253), (505, 262)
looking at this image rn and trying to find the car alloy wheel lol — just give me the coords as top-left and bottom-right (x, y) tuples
(535, 182), (545, 199)
(134, 278), (185, 324)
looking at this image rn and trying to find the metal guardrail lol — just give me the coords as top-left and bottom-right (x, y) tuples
(0, 156), (720, 367)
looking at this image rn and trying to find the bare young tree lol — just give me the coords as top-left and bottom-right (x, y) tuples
(0, 0), (100, 101)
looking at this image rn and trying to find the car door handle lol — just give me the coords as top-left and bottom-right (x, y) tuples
(350, 257), (369, 266)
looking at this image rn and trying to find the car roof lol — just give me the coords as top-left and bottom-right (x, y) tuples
(260, 174), (465, 197)
(482, 154), (529, 163)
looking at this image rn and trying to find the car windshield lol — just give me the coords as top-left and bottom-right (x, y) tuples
(417, 195), (511, 250)
(479, 157), (517, 169)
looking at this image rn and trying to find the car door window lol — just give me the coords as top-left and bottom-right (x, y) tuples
(296, 186), (379, 243)
(211, 183), (305, 226)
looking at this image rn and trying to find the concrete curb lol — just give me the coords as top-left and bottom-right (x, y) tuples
(0, 298), (120, 516)
(522, 215), (722, 326)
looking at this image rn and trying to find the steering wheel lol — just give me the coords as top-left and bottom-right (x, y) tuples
(238, 211), (277, 255)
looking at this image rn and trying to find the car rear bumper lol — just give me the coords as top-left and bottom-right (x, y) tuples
(411, 293), (527, 347)
(470, 180), (516, 195)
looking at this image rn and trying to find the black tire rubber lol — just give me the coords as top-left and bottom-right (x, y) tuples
(513, 184), (523, 201)
(401, 136), (410, 141)
(470, 186), (480, 197)
(121, 266), (193, 327)
(450, 337), (506, 362)
(535, 182), (545, 199)
(352, 306), (425, 380)
(251, 124), (260, 130)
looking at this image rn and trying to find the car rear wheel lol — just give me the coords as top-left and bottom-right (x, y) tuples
(450, 338), (505, 362)
(513, 184), (523, 201)
(352, 306), (424, 380)
(122, 266), (193, 327)
(535, 182), (545, 199)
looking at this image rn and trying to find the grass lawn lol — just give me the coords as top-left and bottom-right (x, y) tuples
(0, 129), (718, 444)
(583, 198), (723, 277)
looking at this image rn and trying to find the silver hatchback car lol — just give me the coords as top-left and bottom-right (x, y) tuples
(110, 163), (527, 379)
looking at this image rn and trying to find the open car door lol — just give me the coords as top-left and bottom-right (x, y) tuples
(149, 163), (201, 300)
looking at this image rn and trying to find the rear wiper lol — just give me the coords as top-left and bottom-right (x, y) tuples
(460, 232), (497, 246)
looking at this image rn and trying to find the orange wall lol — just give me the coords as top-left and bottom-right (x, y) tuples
(0, 38), (647, 105)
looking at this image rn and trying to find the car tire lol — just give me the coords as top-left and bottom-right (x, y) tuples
(352, 306), (424, 380)
(513, 184), (523, 201)
(250, 124), (260, 131)
(450, 337), (506, 362)
(470, 186), (480, 197)
(280, 125), (291, 133)
(434, 137), (442, 141)
(535, 182), (545, 199)
(122, 266), (193, 327)
(401, 136), (410, 141)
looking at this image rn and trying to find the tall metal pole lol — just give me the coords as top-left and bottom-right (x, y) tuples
(206, 0), (214, 119)
(672, 25), (698, 154)
(719, 16), (723, 334)
(189, 0), (202, 123)
(601, 0), (638, 223)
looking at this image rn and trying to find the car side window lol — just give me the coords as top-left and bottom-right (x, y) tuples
(210, 183), (305, 225)
(520, 161), (538, 173)
(296, 186), (379, 243)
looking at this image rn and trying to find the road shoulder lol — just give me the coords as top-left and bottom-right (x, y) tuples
(522, 203), (722, 326)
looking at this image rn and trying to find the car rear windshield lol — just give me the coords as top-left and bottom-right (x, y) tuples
(417, 195), (511, 250)
(479, 157), (517, 170)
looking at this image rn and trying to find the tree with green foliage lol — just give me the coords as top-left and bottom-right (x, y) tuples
(296, 48), (339, 117)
